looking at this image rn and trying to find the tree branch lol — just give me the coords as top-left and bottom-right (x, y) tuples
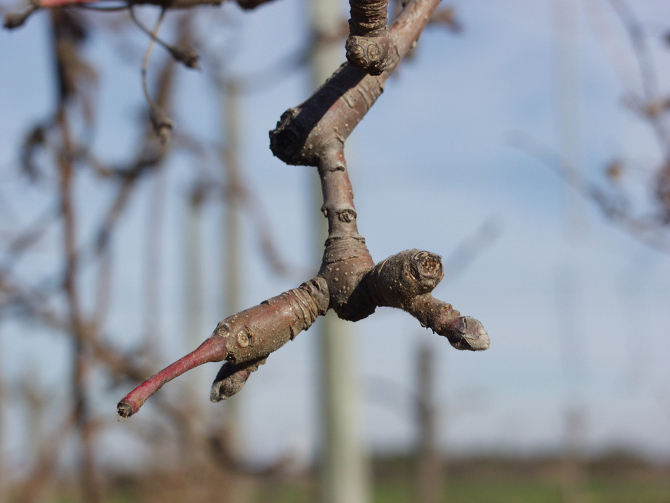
(118, 277), (329, 416)
(117, 0), (489, 419)
(361, 250), (489, 350)
(346, 0), (391, 75)
(3, 0), (277, 30)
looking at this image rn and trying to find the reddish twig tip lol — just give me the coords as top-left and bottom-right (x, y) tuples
(116, 335), (228, 418)
(117, 401), (134, 418)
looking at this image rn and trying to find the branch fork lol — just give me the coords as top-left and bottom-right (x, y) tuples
(117, 0), (488, 419)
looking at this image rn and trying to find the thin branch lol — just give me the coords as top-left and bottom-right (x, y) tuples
(119, 277), (329, 416)
(3, 0), (38, 29)
(1, 205), (57, 268)
(441, 218), (500, 284)
(130, 5), (199, 69)
(609, 0), (659, 104)
(139, 7), (175, 144)
(140, 8), (162, 107)
(512, 132), (670, 254)
(609, 0), (670, 152)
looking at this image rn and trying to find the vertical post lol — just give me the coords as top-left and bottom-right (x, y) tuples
(415, 343), (443, 503)
(0, 351), (5, 500)
(222, 82), (242, 321)
(185, 183), (206, 437)
(553, 0), (586, 239)
(221, 79), (243, 459)
(553, 1), (590, 502)
(219, 78), (252, 503)
(309, 2), (371, 503)
(144, 164), (167, 355)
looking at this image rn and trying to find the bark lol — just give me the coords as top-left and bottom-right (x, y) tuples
(346, 0), (391, 75)
(117, 0), (489, 419)
(119, 278), (329, 415)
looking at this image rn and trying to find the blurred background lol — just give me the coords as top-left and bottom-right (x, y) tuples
(1, 0), (669, 501)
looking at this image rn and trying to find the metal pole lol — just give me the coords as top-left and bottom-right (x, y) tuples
(416, 343), (443, 503)
(219, 78), (252, 503)
(185, 183), (206, 435)
(309, 1), (371, 502)
(553, 1), (590, 501)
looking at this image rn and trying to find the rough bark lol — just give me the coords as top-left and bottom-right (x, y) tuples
(346, 0), (391, 75)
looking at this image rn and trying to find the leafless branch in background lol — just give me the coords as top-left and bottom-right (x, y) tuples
(511, 132), (670, 254)
(516, 0), (670, 253)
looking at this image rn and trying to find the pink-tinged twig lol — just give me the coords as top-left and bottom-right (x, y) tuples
(3, 0), (274, 29)
(121, 277), (329, 415)
(117, 335), (228, 417)
(39, 0), (93, 7)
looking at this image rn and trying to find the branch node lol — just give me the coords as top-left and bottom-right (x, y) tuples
(150, 105), (174, 145)
(169, 43), (200, 69)
(346, 0), (390, 74)
(337, 209), (356, 222)
(366, 249), (444, 308)
(210, 357), (267, 402)
(319, 236), (375, 321)
(345, 34), (391, 76)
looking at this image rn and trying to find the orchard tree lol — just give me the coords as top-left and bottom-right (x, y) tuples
(6, 0), (669, 501)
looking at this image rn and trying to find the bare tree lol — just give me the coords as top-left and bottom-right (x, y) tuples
(514, 0), (670, 254)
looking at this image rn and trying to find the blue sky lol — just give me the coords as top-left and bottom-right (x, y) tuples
(1, 0), (670, 474)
